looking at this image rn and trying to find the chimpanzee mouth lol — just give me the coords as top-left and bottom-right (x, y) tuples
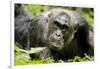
(51, 42), (61, 47)
(48, 36), (64, 49)
(49, 41), (64, 51)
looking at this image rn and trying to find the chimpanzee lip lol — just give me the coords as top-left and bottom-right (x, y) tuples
(50, 42), (61, 47)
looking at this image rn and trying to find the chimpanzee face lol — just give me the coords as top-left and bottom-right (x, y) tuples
(48, 12), (79, 51)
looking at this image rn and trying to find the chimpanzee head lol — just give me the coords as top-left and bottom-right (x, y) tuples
(47, 9), (79, 51)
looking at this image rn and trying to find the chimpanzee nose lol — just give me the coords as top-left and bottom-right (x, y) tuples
(56, 30), (61, 37)
(56, 33), (61, 37)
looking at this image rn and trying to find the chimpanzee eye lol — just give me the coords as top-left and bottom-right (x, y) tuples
(62, 25), (68, 30)
(53, 26), (58, 30)
(54, 21), (60, 27)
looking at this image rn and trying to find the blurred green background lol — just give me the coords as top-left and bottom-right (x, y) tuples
(24, 4), (94, 24)
(15, 4), (94, 66)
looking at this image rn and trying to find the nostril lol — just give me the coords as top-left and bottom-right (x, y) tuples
(56, 34), (61, 37)
(56, 30), (62, 37)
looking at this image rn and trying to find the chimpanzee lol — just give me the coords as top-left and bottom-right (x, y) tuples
(14, 4), (33, 50)
(15, 4), (94, 61)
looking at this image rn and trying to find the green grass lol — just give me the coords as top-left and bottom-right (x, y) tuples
(14, 44), (54, 65)
(14, 44), (93, 65)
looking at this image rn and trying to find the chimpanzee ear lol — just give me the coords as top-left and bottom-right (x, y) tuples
(87, 25), (94, 48)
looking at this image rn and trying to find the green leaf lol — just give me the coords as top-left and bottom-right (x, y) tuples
(28, 47), (46, 54)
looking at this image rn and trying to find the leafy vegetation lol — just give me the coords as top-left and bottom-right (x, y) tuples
(24, 4), (94, 24)
(68, 56), (94, 62)
(14, 44), (93, 65)
(14, 44), (55, 65)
